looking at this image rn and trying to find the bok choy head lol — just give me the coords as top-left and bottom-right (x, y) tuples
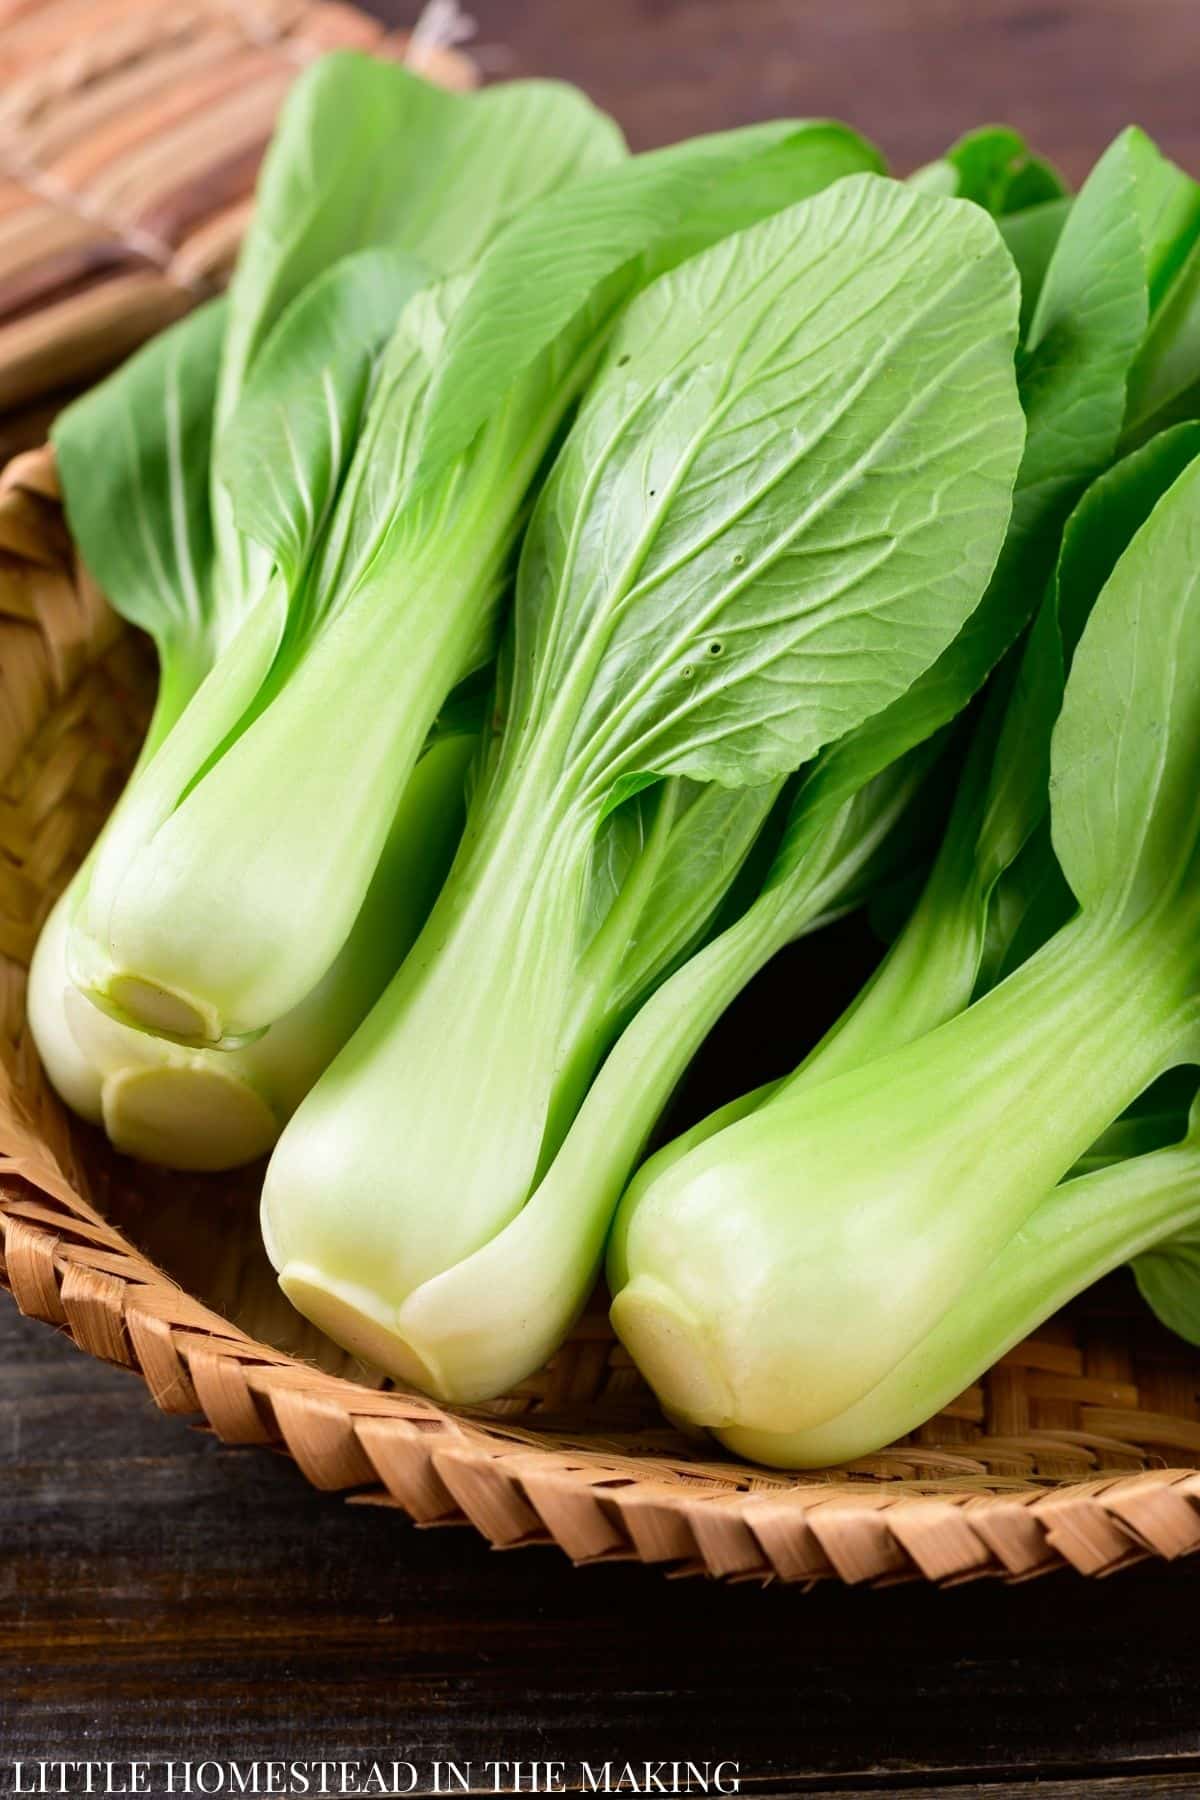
(29, 721), (476, 1169)
(910, 124), (1066, 214)
(706, 1077), (1200, 1470)
(260, 172), (1026, 1388)
(610, 450), (1200, 1465)
(32, 54), (623, 1163)
(63, 118), (882, 1049)
(368, 741), (938, 1405)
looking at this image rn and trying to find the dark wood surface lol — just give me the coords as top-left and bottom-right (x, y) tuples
(9, 0), (1200, 1791)
(6, 1303), (1200, 1794)
(448, 0), (1200, 182)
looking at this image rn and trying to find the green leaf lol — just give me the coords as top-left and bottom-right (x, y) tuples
(551, 774), (781, 1135)
(761, 430), (1200, 1100)
(57, 57), (625, 690)
(973, 425), (1200, 985)
(1122, 228), (1200, 450)
(998, 198), (1071, 337)
(53, 299), (227, 670)
(1001, 157), (1069, 212)
(1055, 418), (1200, 660)
(970, 611), (1060, 890)
(286, 126), (886, 660)
(1133, 1223), (1200, 1344)
(517, 175), (1023, 796)
(975, 816), (1075, 992)
(911, 125), (1066, 214)
(598, 779), (781, 1021)
(972, 422), (1200, 904)
(1019, 129), (1155, 517)
(216, 54), (625, 434)
(645, 123), (886, 268)
(1051, 451), (1200, 922)
(294, 279), (459, 644)
(768, 128), (1165, 873)
(1064, 131), (1200, 457)
(246, 124), (881, 660)
(999, 133), (1198, 400)
(774, 735), (945, 926)
(212, 55), (626, 623)
(1124, 127), (1200, 313)
(411, 122), (883, 487)
(217, 248), (430, 588)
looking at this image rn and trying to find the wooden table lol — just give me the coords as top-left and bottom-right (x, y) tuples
(455, 0), (1200, 183)
(8, 0), (1200, 1790)
(7, 1301), (1200, 1795)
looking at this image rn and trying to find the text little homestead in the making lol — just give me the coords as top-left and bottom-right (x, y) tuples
(6, 1764), (743, 1797)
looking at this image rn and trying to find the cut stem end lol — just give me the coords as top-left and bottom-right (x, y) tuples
(102, 1065), (279, 1171)
(610, 1275), (735, 1428)
(278, 1265), (450, 1397)
(101, 974), (223, 1045)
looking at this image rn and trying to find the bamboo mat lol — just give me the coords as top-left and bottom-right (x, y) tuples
(0, 0), (474, 454)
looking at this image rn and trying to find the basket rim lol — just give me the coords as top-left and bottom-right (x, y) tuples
(10, 1159), (1200, 1586)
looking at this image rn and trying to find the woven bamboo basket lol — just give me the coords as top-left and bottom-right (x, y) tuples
(7, 0), (1200, 1593)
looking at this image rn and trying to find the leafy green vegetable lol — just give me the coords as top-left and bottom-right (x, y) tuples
(57, 56), (625, 669)
(211, 53), (627, 626)
(998, 198), (1071, 337)
(365, 746), (937, 1401)
(30, 726), (474, 1169)
(36, 55), (624, 1155)
(609, 452), (1200, 1464)
(768, 420), (1200, 1092)
(42, 76), (1200, 1454)
(910, 125), (1066, 214)
(66, 120), (883, 1049)
(260, 174), (1025, 1394)
(721, 1082), (1200, 1468)
(1123, 234), (1200, 446)
(747, 127), (1176, 896)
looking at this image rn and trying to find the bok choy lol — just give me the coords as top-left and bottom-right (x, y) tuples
(64, 118), (880, 1050)
(264, 128), (1192, 1405)
(609, 452), (1200, 1465)
(38, 74), (1200, 1473)
(32, 52), (624, 1164)
(261, 173), (1026, 1383)
(680, 1077), (1200, 1470)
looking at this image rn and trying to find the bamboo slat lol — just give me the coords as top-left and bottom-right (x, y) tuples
(0, 0), (474, 433)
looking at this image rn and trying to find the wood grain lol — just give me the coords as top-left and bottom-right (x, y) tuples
(390, 0), (1200, 180)
(6, 1302), (1200, 1790)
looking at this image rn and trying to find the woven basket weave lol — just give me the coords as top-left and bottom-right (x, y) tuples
(6, 5), (1200, 1593)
